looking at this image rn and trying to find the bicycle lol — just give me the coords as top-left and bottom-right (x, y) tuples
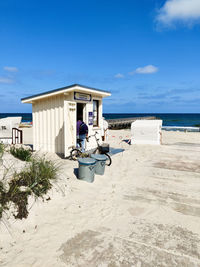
(69, 137), (88, 160)
(69, 132), (112, 166)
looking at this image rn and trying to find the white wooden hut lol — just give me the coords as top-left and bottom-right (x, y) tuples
(21, 84), (111, 157)
(131, 120), (162, 145)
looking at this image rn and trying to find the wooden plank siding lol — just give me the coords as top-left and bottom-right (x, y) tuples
(32, 95), (64, 154)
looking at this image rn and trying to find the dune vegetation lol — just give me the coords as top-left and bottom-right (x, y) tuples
(0, 145), (59, 220)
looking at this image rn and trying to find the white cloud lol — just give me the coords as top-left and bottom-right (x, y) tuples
(114, 73), (124, 78)
(129, 65), (158, 75)
(4, 66), (18, 72)
(157, 0), (200, 26)
(0, 77), (14, 84)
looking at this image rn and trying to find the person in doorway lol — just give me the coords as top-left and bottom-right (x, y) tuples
(77, 118), (82, 139)
(77, 118), (88, 152)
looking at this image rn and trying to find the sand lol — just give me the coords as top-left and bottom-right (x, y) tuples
(1, 129), (200, 266)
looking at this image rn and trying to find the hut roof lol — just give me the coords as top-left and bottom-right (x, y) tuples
(21, 83), (111, 103)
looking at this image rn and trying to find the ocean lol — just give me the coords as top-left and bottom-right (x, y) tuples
(0, 113), (32, 123)
(1, 113), (200, 127)
(103, 113), (200, 127)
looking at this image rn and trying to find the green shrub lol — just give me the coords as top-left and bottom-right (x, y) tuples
(0, 206), (3, 218)
(0, 157), (59, 219)
(10, 146), (32, 162)
(0, 143), (4, 159)
(15, 158), (58, 197)
(1, 180), (31, 219)
(0, 181), (7, 218)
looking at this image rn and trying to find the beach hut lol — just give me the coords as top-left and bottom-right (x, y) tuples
(131, 120), (162, 145)
(21, 84), (111, 157)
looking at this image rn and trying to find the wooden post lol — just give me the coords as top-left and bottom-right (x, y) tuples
(12, 128), (23, 144)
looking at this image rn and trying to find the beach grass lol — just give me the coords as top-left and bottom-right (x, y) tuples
(10, 146), (32, 162)
(0, 157), (59, 219)
(0, 143), (4, 158)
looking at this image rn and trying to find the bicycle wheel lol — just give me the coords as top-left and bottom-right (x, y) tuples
(104, 153), (112, 166)
(70, 148), (82, 160)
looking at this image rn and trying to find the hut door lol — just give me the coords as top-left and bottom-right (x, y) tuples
(77, 103), (86, 122)
(64, 101), (76, 157)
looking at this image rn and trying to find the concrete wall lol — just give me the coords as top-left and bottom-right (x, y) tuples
(131, 120), (162, 145)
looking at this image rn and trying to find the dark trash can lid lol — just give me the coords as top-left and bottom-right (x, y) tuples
(78, 157), (96, 165)
(91, 154), (107, 161)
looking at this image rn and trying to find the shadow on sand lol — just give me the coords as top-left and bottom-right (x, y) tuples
(73, 168), (79, 178)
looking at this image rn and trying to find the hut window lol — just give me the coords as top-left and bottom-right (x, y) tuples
(93, 100), (99, 126)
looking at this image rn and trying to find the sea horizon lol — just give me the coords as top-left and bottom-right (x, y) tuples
(1, 112), (200, 127)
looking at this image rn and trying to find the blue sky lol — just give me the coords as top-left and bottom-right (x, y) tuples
(0, 0), (200, 113)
